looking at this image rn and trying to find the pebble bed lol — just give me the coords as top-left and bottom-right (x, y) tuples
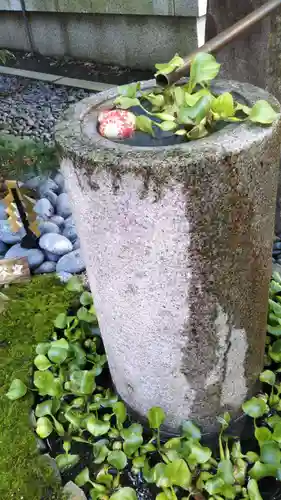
(0, 172), (86, 279)
(0, 75), (91, 143)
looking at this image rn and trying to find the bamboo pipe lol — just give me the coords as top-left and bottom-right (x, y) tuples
(156, 0), (281, 87)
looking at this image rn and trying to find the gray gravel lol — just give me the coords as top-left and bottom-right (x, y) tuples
(0, 75), (91, 143)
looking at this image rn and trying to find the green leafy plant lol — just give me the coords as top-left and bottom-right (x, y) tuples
(6, 272), (281, 500)
(113, 52), (279, 141)
(0, 49), (14, 65)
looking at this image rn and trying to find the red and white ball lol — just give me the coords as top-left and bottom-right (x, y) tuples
(98, 109), (136, 140)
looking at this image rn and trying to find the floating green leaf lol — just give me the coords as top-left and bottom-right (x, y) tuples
(56, 453), (80, 471)
(155, 54), (184, 76)
(113, 401), (127, 430)
(36, 342), (50, 355)
(189, 52), (220, 92)
(110, 487), (137, 500)
(54, 312), (67, 329)
(35, 399), (53, 418)
(6, 379), (27, 400)
(34, 370), (63, 397)
(108, 450), (127, 470)
(115, 96), (140, 109)
(255, 426), (272, 444)
(269, 339), (281, 361)
(242, 397), (267, 418)
(260, 441), (281, 465)
(249, 461), (277, 480)
(48, 338), (69, 364)
(87, 416), (110, 437)
(218, 459), (234, 485)
(188, 443), (212, 464)
(34, 354), (52, 371)
(75, 467), (90, 487)
(36, 416), (53, 438)
(77, 306), (96, 323)
(181, 420), (201, 439)
(121, 423), (143, 456)
(249, 100), (279, 124)
(135, 115), (154, 135)
(147, 406), (166, 429)
(259, 370), (276, 386)
(165, 459), (191, 489)
(68, 369), (96, 395)
(212, 92), (234, 118)
(247, 478), (263, 500)
(66, 275), (83, 292)
(80, 291), (93, 306)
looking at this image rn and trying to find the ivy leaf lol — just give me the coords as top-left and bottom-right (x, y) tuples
(55, 453), (80, 471)
(189, 52), (220, 92)
(249, 100), (279, 124)
(113, 401), (127, 430)
(66, 275), (83, 292)
(165, 459), (191, 489)
(87, 416), (110, 436)
(107, 450), (127, 470)
(147, 407), (166, 429)
(212, 92), (234, 117)
(242, 397), (267, 418)
(115, 96), (140, 109)
(36, 416), (53, 438)
(80, 291), (93, 306)
(155, 54), (184, 76)
(34, 354), (52, 371)
(75, 467), (90, 487)
(247, 479), (263, 500)
(6, 379), (27, 400)
(110, 487), (137, 500)
(77, 306), (96, 323)
(54, 312), (67, 329)
(181, 420), (201, 439)
(259, 370), (276, 386)
(135, 115), (154, 135)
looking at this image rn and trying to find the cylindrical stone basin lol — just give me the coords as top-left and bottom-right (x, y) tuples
(56, 80), (281, 434)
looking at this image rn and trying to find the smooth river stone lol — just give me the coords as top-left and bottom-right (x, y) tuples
(33, 261), (56, 274)
(56, 249), (85, 274)
(5, 244), (45, 269)
(39, 233), (73, 256)
(56, 193), (72, 218)
(34, 198), (54, 219)
(0, 221), (24, 244)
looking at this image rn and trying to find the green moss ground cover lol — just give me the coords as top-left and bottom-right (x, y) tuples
(0, 276), (77, 500)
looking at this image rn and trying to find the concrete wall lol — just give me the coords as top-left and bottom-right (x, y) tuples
(0, 0), (206, 69)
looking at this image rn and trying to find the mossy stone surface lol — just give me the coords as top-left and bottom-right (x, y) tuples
(0, 275), (77, 500)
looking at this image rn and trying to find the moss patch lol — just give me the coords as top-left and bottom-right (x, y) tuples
(0, 276), (77, 500)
